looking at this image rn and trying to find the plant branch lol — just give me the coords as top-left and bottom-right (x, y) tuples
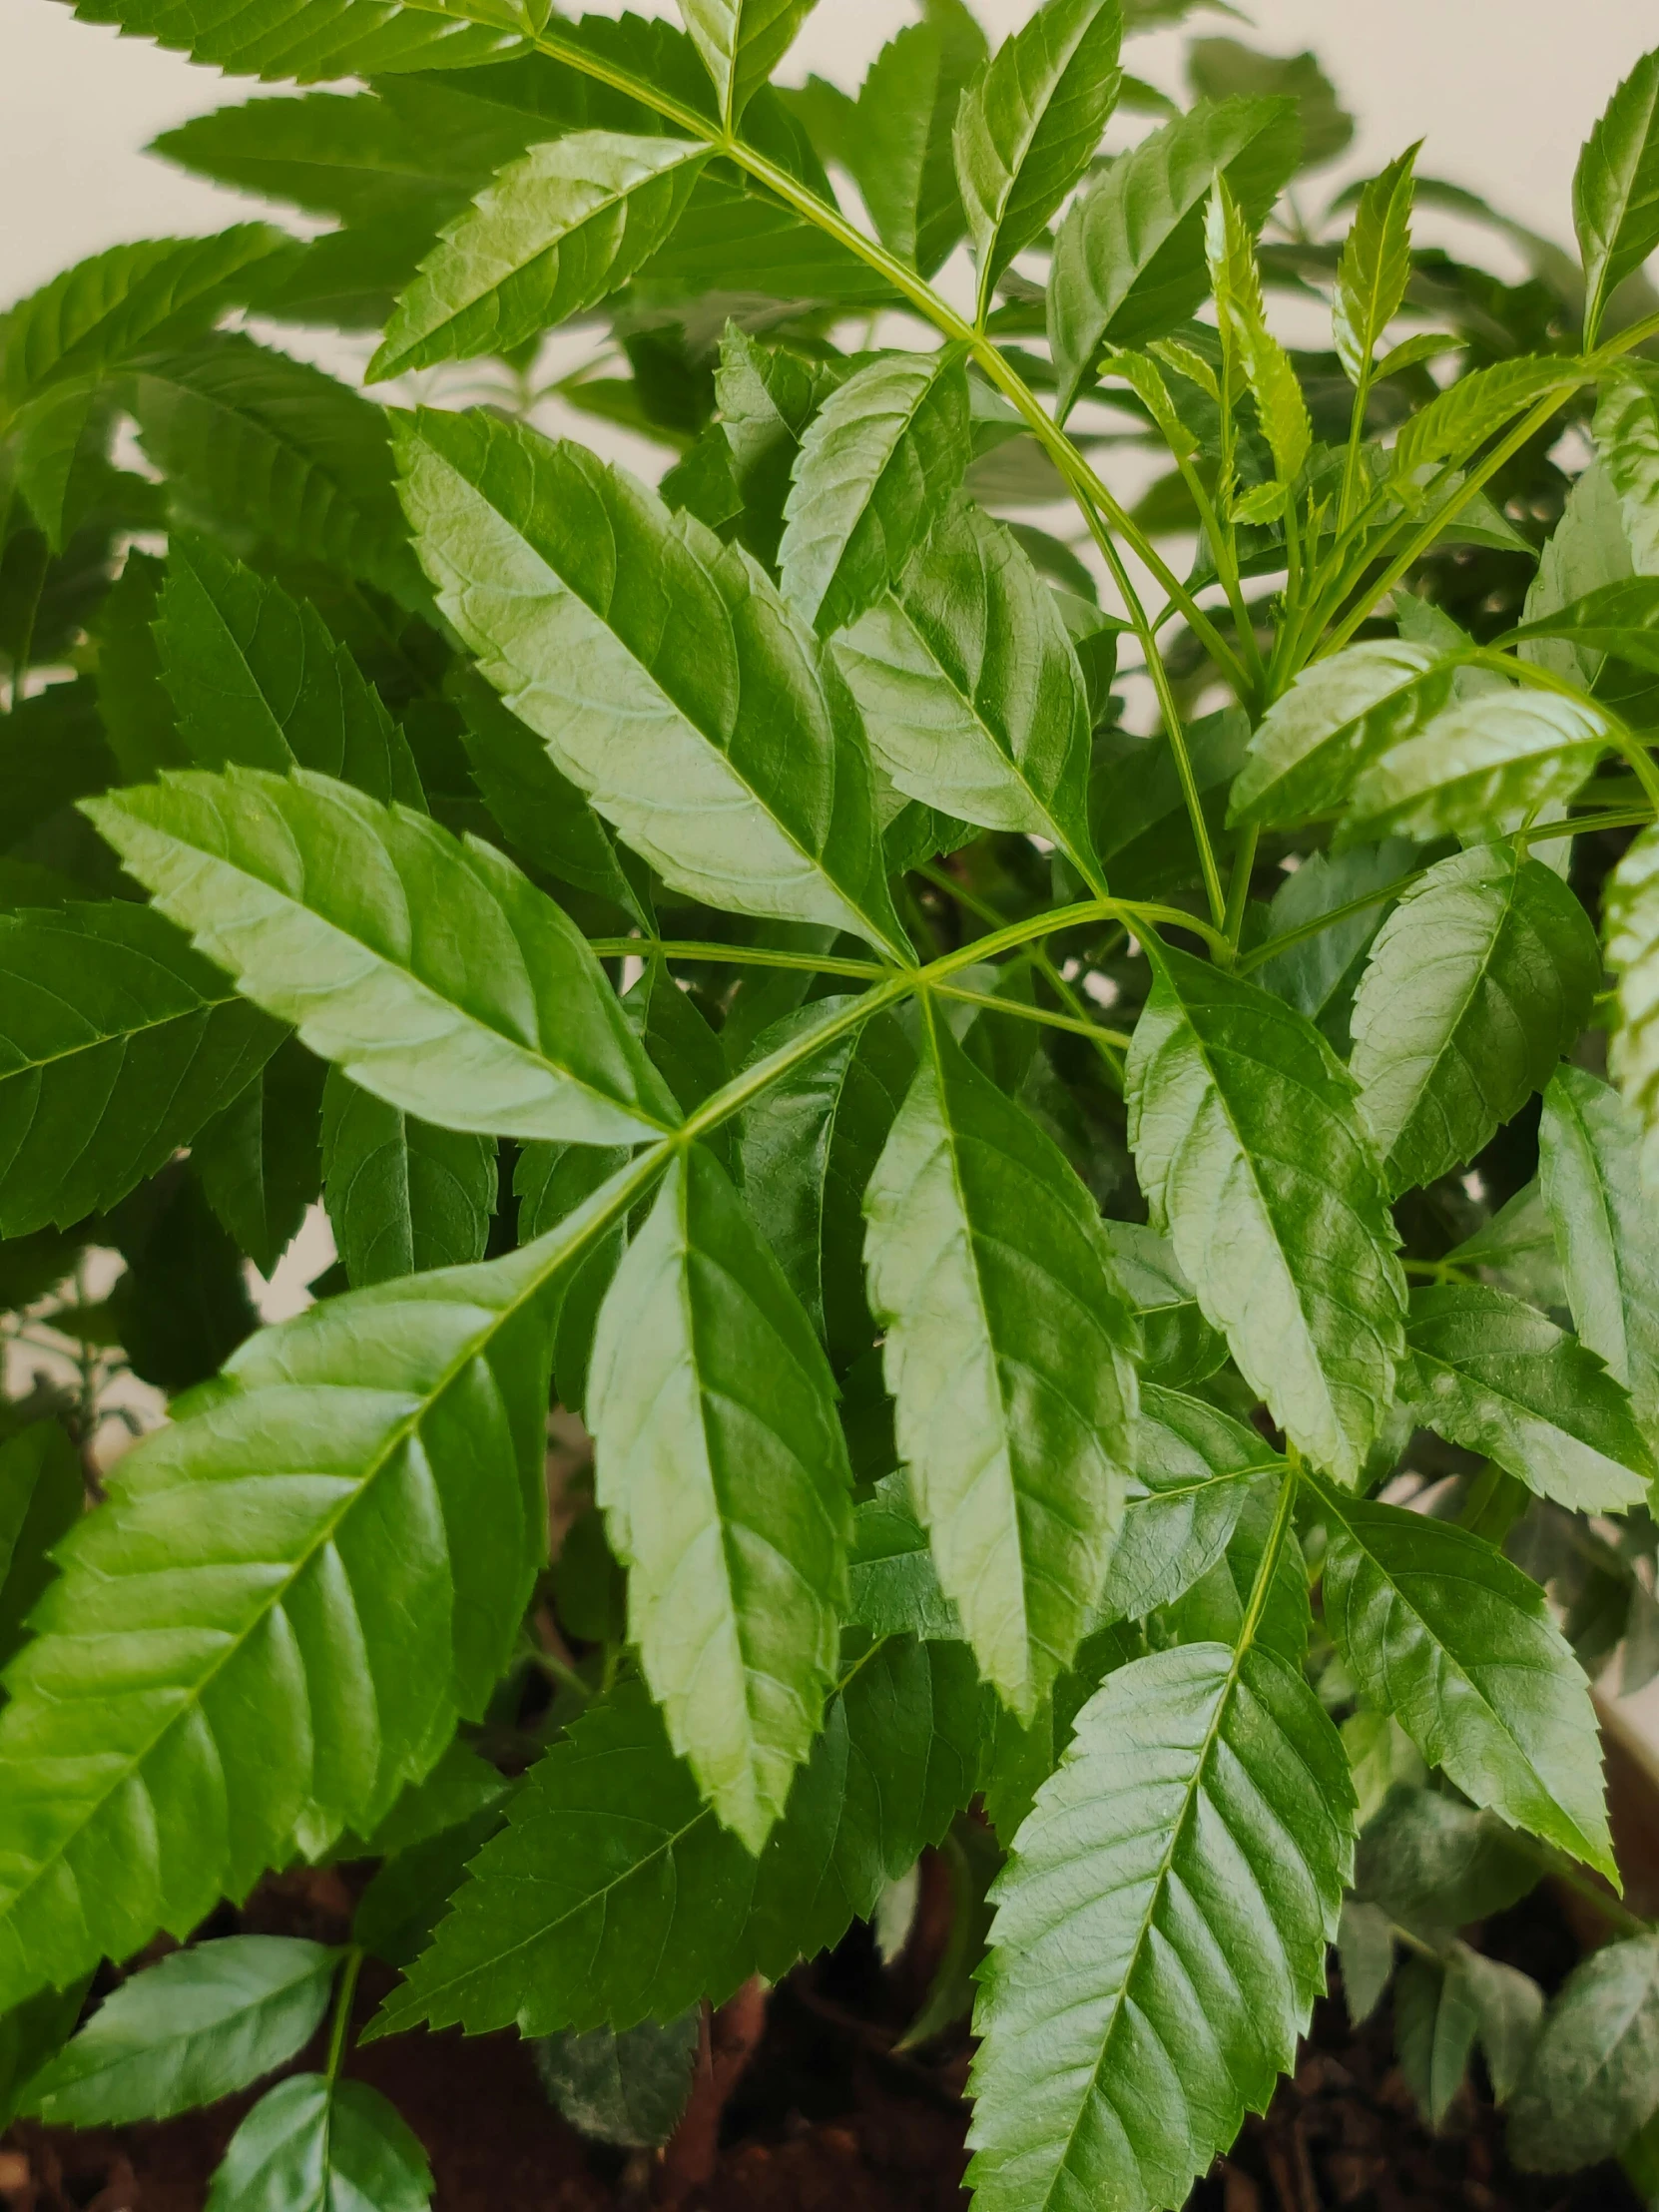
(325, 1946), (365, 2085)
(587, 936), (886, 979)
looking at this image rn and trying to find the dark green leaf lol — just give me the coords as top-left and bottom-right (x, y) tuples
(1405, 1282), (1654, 1512)
(533, 2013), (699, 2148)
(206, 2074), (431, 2212)
(1319, 1486), (1614, 1878)
(109, 1171), (259, 1394)
(847, 1472), (962, 1642)
(1574, 48), (1659, 345)
(21, 1936), (339, 2126)
(850, 10), (986, 276)
(1166, 1476), (1311, 1664)
(0, 901), (284, 1238)
(1446, 1179), (1566, 1308)
(864, 1000), (1140, 1713)
(1507, 575), (1659, 671)
(86, 768), (678, 1146)
(954, 0), (1124, 311)
(1510, 1935), (1659, 2171)
(370, 1638), (979, 2037)
(0, 1422), (82, 1673)
(91, 553), (188, 783)
(1395, 1955), (1477, 2129)
(0, 680), (117, 852)
(1540, 1065), (1659, 1444)
(320, 1069), (496, 1288)
(967, 1640), (1355, 2212)
(1354, 1786), (1539, 1943)
(1187, 37), (1352, 169)
(395, 406), (908, 958)
(1350, 842), (1600, 1198)
(0, 1983), (88, 2131)
(1126, 945), (1405, 1485)
(1253, 838), (1415, 1054)
(1449, 1941), (1544, 2105)
(193, 1038), (326, 1277)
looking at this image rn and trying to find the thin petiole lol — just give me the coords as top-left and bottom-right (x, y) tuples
(930, 979), (1131, 1049)
(324, 1947), (365, 2086)
(586, 936), (886, 980)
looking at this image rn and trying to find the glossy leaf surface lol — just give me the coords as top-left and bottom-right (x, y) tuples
(206, 2074), (431, 2212)
(1539, 1065), (1659, 1440)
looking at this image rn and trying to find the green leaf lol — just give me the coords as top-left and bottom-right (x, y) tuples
(193, 1037), (326, 1277)
(1507, 575), (1659, 671)
(1516, 461), (1638, 695)
(954, 0), (1124, 313)
(1447, 1179), (1566, 1308)
(92, 552), (189, 783)
(736, 996), (913, 1369)
(341, 1736), (509, 1859)
(0, 901), (284, 1238)
(1405, 1282), (1654, 1511)
(85, 768), (677, 1146)
(0, 1178), (642, 2010)
(533, 2013), (699, 2148)
(21, 1936), (339, 2126)
(1540, 1065), (1659, 1442)
(1509, 1934), (1659, 2171)
(0, 230), (296, 408)
(1101, 1389), (1279, 1625)
(779, 350), (972, 638)
(1206, 180), (1311, 490)
(0, 1422), (83, 1673)
(1597, 370), (1659, 575)
(1448, 1941), (1544, 2105)
(1126, 945), (1405, 1485)
(1338, 1902), (1393, 2025)
(1318, 1486), (1615, 1879)
(1334, 144), (1419, 383)
(1048, 95), (1296, 415)
(850, 10), (987, 276)
(1102, 1223), (1226, 1388)
(370, 1638), (979, 2037)
(1391, 357), (1582, 485)
(394, 406), (908, 959)
(1166, 1476), (1311, 1663)
(1341, 689), (1609, 845)
(588, 1145), (852, 1851)
(1253, 838), (1415, 1054)
(369, 134), (711, 381)
(847, 1473), (962, 1642)
(207, 2074), (432, 2212)
(0, 679), (117, 851)
(864, 1000), (1140, 1714)
(1575, 48), (1659, 345)
(1229, 640), (1455, 830)
(1394, 1955), (1478, 2129)
(0, 1983), (89, 2131)
(680, 0), (817, 126)
(966, 1639), (1355, 2212)
(128, 335), (422, 608)
(1349, 842), (1601, 1199)
(1608, 820), (1659, 1176)
(321, 1068), (497, 1289)
(155, 536), (423, 807)
(835, 494), (1096, 859)
(1187, 37), (1352, 170)
(48, 0), (516, 83)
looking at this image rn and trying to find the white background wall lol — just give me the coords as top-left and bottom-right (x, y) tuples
(3, 0), (1659, 302)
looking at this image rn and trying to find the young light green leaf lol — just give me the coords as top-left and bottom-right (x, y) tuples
(1126, 946), (1405, 1485)
(736, 996), (913, 1369)
(1048, 95), (1296, 415)
(834, 493), (1096, 859)
(1349, 842), (1601, 1198)
(1319, 1487), (1614, 1880)
(1206, 178), (1311, 488)
(1098, 1386), (1280, 1623)
(967, 1639), (1355, 2212)
(192, 1038), (325, 1277)
(779, 350), (971, 638)
(321, 1068), (497, 1289)
(1229, 640), (1454, 829)
(0, 1166), (650, 2014)
(1334, 145), (1419, 383)
(369, 135), (711, 381)
(849, 9), (987, 276)
(864, 1001), (1140, 1715)
(1341, 690), (1609, 845)
(1405, 1283), (1654, 1512)
(207, 2074), (431, 2212)
(955, 0), (1124, 317)
(0, 900), (283, 1238)
(680, 0), (819, 127)
(21, 1936), (339, 2126)
(394, 406), (907, 958)
(370, 1640), (979, 2038)
(1575, 48), (1659, 345)
(155, 536), (423, 806)
(0, 1422), (83, 1673)
(85, 768), (678, 1147)
(1510, 1935), (1659, 2171)
(1605, 824), (1659, 1189)
(1391, 356), (1584, 486)
(1540, 1065), (1659, 1441)
(587, 1144), (852, 1852)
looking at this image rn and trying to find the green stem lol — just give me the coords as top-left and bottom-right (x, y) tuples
(1234, 865), (1423, 975)
(931, 978), (1131, 1048)
(1240, 1459), (1300, 1652)
(325, 1946), (364, 2085)
(586, 936), (885, 980)
(1222, 824), (1260, 953)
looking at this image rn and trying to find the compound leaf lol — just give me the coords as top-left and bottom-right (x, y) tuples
(0, 900), (283, 1239)
(966, 1639), (1355, 2212)
(1349, 841), (1600, 1198)
(1126, 945), (1405, 1485)
(588, 1144), (852, 1851)
(1319, 1486), (1614, 1880)
(779, 349), (972, 638)
(21, 1936), (339, 2126)
(1405, 1282), (1654, 1512)
(864, 1001), (1140, 1715)
(395, 405), (907, 958)
(85, 767), (678, 1146)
